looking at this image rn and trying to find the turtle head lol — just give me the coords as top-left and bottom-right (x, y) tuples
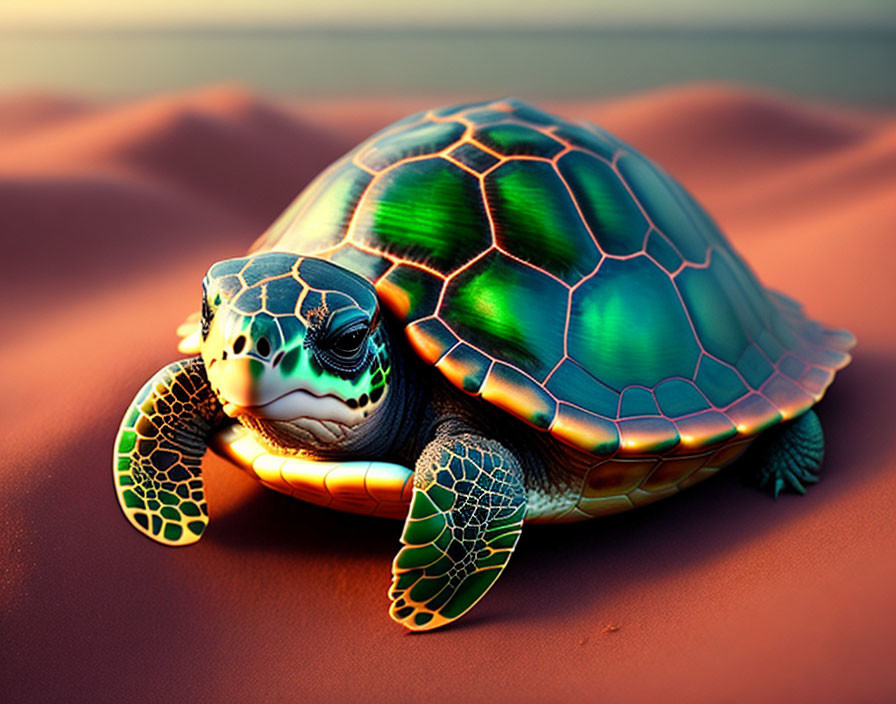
(199, 252), (392, 449)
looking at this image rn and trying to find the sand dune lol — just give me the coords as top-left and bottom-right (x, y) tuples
(715, 122), (896, 225)
(0, 93), (89, 140)
(575, 83), (889, 202)
(1, 83), (894, 703)
(0, 86), (351, 224)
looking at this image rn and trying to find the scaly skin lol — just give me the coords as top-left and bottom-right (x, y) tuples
(113, 358), (223, 546)
(753, 409), (824, 497)
(390, 432), (527, 630)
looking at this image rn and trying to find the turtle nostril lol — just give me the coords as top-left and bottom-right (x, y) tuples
(272, 351), (284, 367)
(256, 336), (271, 357)
(232, 335), (246, 355)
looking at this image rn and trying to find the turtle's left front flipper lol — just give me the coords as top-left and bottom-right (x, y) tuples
(390, 433), (527, 631)
(113, 357), (224, 546)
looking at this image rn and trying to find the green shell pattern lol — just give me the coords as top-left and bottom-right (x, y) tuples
(251, 99), (855, 456)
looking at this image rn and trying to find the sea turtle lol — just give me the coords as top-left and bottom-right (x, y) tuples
(113, 98), (855, 631)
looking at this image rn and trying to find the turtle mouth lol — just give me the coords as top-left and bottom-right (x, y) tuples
(221, 387), (364, 426)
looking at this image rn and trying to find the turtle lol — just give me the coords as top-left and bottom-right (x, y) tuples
(113, 98), (855, 631)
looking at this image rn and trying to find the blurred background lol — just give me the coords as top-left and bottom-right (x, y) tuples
(0, 0), (894, 105)
(3, 4), (896, 704)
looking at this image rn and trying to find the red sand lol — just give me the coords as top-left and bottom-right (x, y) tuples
(1, 84), (894, 703)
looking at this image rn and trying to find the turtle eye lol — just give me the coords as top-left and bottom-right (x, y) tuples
(311, 307), (373, 376)
(200, 292), (214, 340)
(330, 324), (368, 358)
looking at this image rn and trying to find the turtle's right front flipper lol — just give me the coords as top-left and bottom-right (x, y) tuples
(113, 357), (224, 546)
(390, 433), (528, 631)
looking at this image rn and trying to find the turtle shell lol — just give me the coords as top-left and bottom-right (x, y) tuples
(252, 98), (854, 456)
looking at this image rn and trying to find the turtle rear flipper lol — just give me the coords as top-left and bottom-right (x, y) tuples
(114, 357), (224, 545)
(753, 409), (824, 497)
(390, 434), (527, 631)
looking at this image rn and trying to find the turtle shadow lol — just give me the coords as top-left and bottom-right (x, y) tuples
(207, 483), (401, 560)
(207, 349), (890, 628)
(500, 349), (889, 627)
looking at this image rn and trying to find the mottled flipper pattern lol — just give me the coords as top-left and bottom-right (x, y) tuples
(390, 433), (527, 631)
(113, 357), (224, 545)
(754, 409), (824, 497)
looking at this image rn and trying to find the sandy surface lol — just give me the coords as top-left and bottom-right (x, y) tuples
(1, 83), (894, 703)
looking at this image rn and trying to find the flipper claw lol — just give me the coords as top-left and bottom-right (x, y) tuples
(754, 409), (824, 499)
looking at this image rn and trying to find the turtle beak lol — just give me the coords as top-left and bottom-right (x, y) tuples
(207, 351), (366, 426)
(207, 356), (273, 416)
(201, 308), (289, 415)
(204, 331), (285, 415)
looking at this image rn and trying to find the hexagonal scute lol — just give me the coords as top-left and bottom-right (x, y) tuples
(485, 160), (599, 285)
(327, 243), (392, 283)
(551, 123), (617, 161)
(474, 123), (564, 158)
(357, 120), (465, 171)
(736, 344), (775, 389)
(568, 256), (701, 392)
(695, 355), (749, 407)
(263, 277), (303, 316)
(557, 151), (649, 256)
(239, 254), (294, 286)
(266, 159), (372, 254)
(448, 142), (500, 174)
(618, 387), (660, 417)
(244, 97), (856, 461)
(232, 286), (263, 315)
(545, 360), (619, 419)
(676, 254), (754, 364)
(440, 250), (567, 381)
(616, 152), (709, 264)
(502, 99), (557, 126)
(375, 262), (445, 323)
(653, 378), (711, 417)
(353, 157), (492, 274)
(645, 229), (683, 273)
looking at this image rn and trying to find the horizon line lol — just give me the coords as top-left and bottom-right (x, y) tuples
(2, 21), (895, 37)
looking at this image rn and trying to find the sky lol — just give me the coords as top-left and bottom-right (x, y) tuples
(0, 0), (894, 29)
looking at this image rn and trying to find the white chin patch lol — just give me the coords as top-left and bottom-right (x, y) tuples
(223, 388), (366, 427)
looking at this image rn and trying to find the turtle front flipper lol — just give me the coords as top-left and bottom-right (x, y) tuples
(113, 357), (224, 546)
(753, 409), (824, 497)
(390, 433), (527, 631)
(176, 311), (201, 354)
